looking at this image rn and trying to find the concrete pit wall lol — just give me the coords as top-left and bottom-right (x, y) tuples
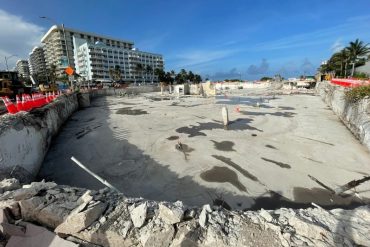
(316, 81), (370, 152)
(0, 94), (79, 182)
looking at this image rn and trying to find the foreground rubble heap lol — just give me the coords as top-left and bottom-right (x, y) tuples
(0, 179), (369, 246)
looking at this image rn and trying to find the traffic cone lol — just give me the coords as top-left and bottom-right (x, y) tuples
(16, 95), (23, 111)
(1, 96), (18, 114)
(22, 94), (29, 111)
(27, 94), (35, 110)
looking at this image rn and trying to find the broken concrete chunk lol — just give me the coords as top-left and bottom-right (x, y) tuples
(139, 220), (175, 247)
(1, 222), (25, 236)
(55, 202), (107, 235)
(77, 190), (93, 205)
(22, 180), (57, 190)
(130, 202), (147, 228)
(6, 222), (78, 247)
(158, 201), (185, 225)
(0, 178), (20, 193)
(260, 208), (274, 222)
(199, 204), (212, 228)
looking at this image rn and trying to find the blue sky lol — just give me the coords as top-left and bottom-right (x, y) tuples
(1, 0), (370, 80)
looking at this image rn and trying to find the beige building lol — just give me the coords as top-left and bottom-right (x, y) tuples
(15, 60), (30, 79)
(29, 46), (47, 76)
(41, 25), (137, 77)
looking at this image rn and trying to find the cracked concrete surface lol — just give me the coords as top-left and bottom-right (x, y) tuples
(38, 89), (370, 210)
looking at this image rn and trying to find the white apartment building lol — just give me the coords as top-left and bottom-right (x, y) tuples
(41, 25), (137, 77)
(73, 37), (164, 83)
(15, 60), (30, 79)
(29, 46), (47, 76)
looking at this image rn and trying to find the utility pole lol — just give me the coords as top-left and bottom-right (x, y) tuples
(4, 55), (17, 71)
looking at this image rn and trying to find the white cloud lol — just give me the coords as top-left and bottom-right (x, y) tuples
(0, 9), (45, 70)
(331, 39), (344, 53)
(171, 49), (237, 69)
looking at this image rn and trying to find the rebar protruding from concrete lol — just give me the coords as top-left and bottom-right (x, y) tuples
(71, 156), (121, 193)
(222, 106), (229, 128)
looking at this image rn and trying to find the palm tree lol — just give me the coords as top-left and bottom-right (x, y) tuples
(146, 65), (153, 84)
(135, 63), (144, 84)
(331, 49), (350, 77)
(346, 39), (370, 76)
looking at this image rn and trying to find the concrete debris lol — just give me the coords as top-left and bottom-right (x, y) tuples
(129, 202), (147, 228)
(6, 222), (78, 247)
(199, 204), (212, 228)
(158, 201), (185, 224)
(55, 201), (107, 235)
(0, 181), (369, 246)
(0, 179), (20, 194)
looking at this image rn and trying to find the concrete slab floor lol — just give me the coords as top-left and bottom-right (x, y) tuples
(38, 89), (370, 210)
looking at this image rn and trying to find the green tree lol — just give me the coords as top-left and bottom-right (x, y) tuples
(135, 63), (144, 84)
(187, 71), (195, 82)
(194, 74), (202, 83)
(154, 68), (166, 82)
(346, 39), (370, 76)
(146, 65), (153, 84)
(109, 65), (122, 82)
(175, 69), (188, 84)
(48, 64), (57, 84)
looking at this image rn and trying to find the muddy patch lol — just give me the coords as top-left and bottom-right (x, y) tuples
(249, 188), (369, 210)
(116, 107), (148, 115)
(200, 166), (247, 192)
(278, 106), (295, 110)
(251, 134), (257, 137)
(212, 155), (260, 183)
(261, 157), (291, 169)
(176, 119), (261, 137)
(167, 136), (179, 140)
(150, 97), (171, 101)
(265, 144), (277, 150)
(211, 140), (235, 151)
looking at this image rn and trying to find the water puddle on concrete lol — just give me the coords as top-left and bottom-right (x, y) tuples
(167, 136), (179, 140)
(261, 157), (291, 169)
(211, 140), (235, 151)
(116, 107), (148, 115)
(215, 95), (275, 108)
(176, 118), (261, 137)
(249, 188), (370, 210)
(200, 166), (247, 192)
(251, 134), (257, 137)
(212, 155), (260, 182)
(278, 106), (296, 110)
(150, 97), (171, 101)
(265, 144), (278, 150)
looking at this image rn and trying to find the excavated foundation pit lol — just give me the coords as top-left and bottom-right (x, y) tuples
(37, 89), (370, 210)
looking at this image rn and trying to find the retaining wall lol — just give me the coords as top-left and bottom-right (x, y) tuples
(316, 81), (370, 151)
(0, 94), (79, 182)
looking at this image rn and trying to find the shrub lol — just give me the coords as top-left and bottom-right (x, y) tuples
(344, 85), (370, 103)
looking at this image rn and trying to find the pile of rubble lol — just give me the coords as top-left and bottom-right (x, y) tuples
(0, 178), (369, 246)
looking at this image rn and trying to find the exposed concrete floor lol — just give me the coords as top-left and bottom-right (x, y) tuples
(38, 89), (370, 210)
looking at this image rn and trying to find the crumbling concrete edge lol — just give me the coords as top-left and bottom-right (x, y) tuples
(1, 179), (369, 247)
(0, 94), (79, 182)
(316, 81), (370, 152)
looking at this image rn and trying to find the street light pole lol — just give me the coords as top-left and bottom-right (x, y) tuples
(4, 55), (17, 71)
